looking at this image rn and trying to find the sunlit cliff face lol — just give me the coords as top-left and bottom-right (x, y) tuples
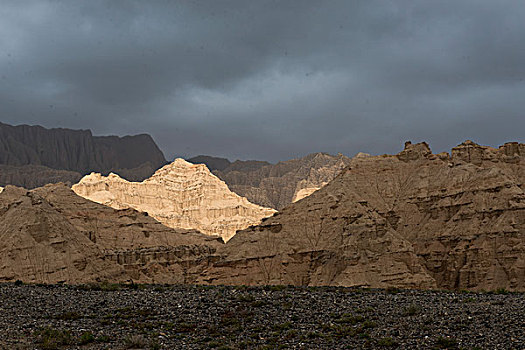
(73, 158), (275, 241)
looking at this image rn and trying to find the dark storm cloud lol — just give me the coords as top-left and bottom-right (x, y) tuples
(1, 0), (524, 162)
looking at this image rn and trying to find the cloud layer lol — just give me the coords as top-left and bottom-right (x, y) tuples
(1, 1), (524, 161)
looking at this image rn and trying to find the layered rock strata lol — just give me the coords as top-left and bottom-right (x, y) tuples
(200, 141), (525, 291)
(210, 153), (351, 210)
(2, 141), (523, 291)
(73, 159), (276, 241)
(0, 184), (220, 284)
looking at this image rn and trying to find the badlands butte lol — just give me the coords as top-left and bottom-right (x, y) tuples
(0, 123), (523, 292)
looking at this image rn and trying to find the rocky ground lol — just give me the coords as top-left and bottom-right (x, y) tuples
(0, 283), (523, 349)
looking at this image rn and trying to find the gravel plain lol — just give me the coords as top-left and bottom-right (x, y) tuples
(0, 283), (523, 349)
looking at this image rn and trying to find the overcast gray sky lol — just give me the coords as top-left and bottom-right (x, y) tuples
(1, 1), (524, 162)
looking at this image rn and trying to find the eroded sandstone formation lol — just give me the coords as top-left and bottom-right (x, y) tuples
(210, 152), (352, 210)
(0, 122), (167, 188)
(200, 141), (525, 291)
(72, 159), (276, 241)
(0, 184), (220, 284)
(1, 141), (522, 291)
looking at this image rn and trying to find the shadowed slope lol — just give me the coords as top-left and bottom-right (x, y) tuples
(0, 186), (126, 284)
(0, 184), (221, 284)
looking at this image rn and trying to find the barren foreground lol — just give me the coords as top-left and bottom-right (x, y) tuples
(0, 283), (523, 349)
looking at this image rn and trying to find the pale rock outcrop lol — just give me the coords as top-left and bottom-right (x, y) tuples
(292, 186), (322, 203)
(354, 152), (371, 158)
(73, 159), (276, 241)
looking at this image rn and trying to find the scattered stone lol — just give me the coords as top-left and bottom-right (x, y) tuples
(0, 283), (522, 349)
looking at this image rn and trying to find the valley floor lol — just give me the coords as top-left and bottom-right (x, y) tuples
(0, 283), (523, 349)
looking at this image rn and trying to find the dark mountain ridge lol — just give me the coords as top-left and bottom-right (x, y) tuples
(0, 122), (167, 188)
(186, 155), (232, 171)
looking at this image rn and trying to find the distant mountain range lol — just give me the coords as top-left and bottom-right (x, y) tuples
(188, 153), (351, 209)
(0, 122), (352, 208)
(0, 122), (167, 188)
